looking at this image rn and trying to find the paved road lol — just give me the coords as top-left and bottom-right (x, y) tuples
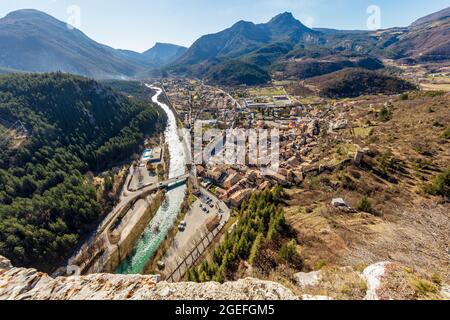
(161, 187), (231, 273)
(154, 83), (233, 281)
(159, 175), (231, 281)
(64, 170), (189, 273)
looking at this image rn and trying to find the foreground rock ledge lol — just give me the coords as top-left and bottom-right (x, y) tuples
(1, 256), (449, 300)
(0, 256), (297, 300)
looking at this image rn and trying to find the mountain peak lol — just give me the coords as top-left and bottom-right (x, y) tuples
(142, 43), (188, 67)
(153, 42), (176, 49)
(266, 11), (312, 37)
(231, 20), (255, 28)
(271, 12), (294, 20)
(269, 12), (297, 25)
(267, 11), (311, 30)
(5, 9), (52, 20)
(145, 42), (187, 53)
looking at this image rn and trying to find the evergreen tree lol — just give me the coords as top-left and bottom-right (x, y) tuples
(249, 234), (263, 265)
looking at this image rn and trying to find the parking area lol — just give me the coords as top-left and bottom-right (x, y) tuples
(160, 191), (226, 276)
(129, 165), (158, 191)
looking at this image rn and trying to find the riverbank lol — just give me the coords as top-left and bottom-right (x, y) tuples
(143, 180), (194, 275)
(115, 85), (187, 275)
(102, 191), (165, 273)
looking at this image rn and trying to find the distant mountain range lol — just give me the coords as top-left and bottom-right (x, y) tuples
(411, 6), (450, 26)
(175, 13), (316, 67)
(142, 43), (187, 67)
(168, 8), (450, 84)
(389, 6), (450, 63)
(0, 7), (448, 82)
(0, 9), (186, 78)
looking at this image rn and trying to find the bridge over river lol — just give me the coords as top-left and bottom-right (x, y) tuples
(59, 85), (189, 276)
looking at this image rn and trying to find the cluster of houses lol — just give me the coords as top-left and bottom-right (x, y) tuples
(163, 79), (237, 130)
(195, 117), (324, 208)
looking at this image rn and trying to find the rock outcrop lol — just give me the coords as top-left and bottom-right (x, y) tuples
(0, 256), (12, 270)
(1, 256), (448, 300)
(293, 262), (449, 300)
(0, 256), (297, 300)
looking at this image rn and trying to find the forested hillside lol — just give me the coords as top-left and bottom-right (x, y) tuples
(0, 73), (165, 271)
(207, 60), (271, 86)
(309, 69), (416, 98)
(189, 188), (302, 283)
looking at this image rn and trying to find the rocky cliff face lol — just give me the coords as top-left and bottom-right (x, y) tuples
(0, 256), (296, 300)
(0, 256), (448, 300)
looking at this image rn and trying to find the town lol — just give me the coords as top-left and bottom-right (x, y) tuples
(163, 78), (362, 209)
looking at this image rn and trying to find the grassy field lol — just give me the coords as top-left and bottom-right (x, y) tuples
(297, 96), (323, 104)
(421, 83), (450, 92)
(248, 86), (287, 97)
(272, 80), (294, 86)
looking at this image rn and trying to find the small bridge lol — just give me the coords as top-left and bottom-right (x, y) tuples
(130, 174), (189, 192)
(63, 173), (190, 275)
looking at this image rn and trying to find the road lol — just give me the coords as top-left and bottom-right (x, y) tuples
(63, 168), (189, 274)
(154, 83), (233, 281)
(162, 187), (231, 282)
(62, 82), (232, 277)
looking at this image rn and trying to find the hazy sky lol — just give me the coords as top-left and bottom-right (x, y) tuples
(1, 0), (449, 52)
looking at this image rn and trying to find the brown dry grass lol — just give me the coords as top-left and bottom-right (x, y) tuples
(284, 92), (450, 282)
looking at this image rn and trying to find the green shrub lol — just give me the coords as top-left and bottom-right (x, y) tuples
(340, 175), (357, 191)
(412, 158), (433, 171)
(442, 127), (450, 140)
(425, 168), (450, 198)
(431, 273), (442, 285)
(423, 91), (445, 98)
(378, 151), (403, 174)
(315, 259), (327, 270)
(357, 196), (373, 213)
(414, 279), (438, 295)
(379, 105), (393, 122)
(278, 239), (297, 263)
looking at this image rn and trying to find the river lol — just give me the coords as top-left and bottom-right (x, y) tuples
(116, 85), (187, 274)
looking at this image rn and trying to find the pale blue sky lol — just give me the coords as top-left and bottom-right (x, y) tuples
(1, 0), (449, 52)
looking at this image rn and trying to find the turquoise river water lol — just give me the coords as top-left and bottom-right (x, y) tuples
(116, 85), (187, 274)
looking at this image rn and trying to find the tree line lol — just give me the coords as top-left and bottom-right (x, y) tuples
(0, 73), (166, 271)
(187, 186), (297, 283)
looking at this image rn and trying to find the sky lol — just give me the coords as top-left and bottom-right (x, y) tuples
(0, 0), (449, 52)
